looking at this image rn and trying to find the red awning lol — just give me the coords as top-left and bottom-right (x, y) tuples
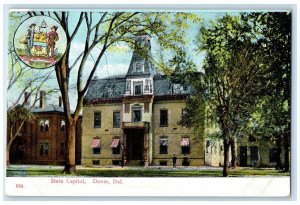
(91, 138), (101, 148)
(111, 139), (120, 148)
(180, 138), (190, 147)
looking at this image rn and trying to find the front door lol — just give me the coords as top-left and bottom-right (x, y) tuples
(126, 130), (144, 161)
(240, 146), (247, 166)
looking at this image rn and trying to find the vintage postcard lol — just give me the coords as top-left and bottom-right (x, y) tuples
(4, 7), (292, 198)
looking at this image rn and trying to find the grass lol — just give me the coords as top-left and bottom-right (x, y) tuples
(6, 167), (290, 177)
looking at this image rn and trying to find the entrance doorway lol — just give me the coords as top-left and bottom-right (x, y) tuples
(126, 129), (144, 162)
(239, 146), (247, 166)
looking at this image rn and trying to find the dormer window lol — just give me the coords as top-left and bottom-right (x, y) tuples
(145, 79), (150, 93)
(133, 81), (143, 95)
(135, 61), (144, 73)
(126, 80), (131, 93)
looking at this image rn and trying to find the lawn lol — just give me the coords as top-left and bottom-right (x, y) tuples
(6, 167), (290, 177)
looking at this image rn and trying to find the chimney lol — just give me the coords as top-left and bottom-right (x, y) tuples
(40, 91), (46, 108)
(59, 96), (62, 107)
(24, 92), (30, 105)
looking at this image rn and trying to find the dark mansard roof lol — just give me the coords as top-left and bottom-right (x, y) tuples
(83, 74), (193, 102)
(83, 35), (194, 103)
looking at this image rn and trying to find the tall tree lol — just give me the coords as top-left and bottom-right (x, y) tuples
(21, 11), (199, 173)
(243, 12), (291, 171)
(199, 15), (269, 176)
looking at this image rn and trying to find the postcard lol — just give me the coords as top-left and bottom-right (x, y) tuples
(4, 7), (291, 198)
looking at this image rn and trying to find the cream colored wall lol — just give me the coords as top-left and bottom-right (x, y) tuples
(237, 138), (279, 167)
(152, 100), (204, 166)
(81, 103), (123, 166)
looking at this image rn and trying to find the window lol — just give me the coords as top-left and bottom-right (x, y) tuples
(180, 138), (190, 154)
(270, 148), (279, 163)
(39, 142), (49, 156)
(91, 138), (101, 154)
(145, 79), (150, 92)
(39, 119), (49, 132)
(94, 112), (101, 128)
(159, 137), (168, 154)
(132, 104), (142, 122)
(135, 62), (144, 72)
(45, 120), (49, 132)
(111, 138), (121, 154)
(250, 146), (259, 161)
(134, 84), (142, 95)
(133, 110), (141, 122)
(160, 110), (168, 127)
(172, 84), (182, 94)
(60, 143), (64, 155)
(112, 160), (121, 165)
(159, 161), (167, 166)
(126, 80), (131, 93)
(60, 120), (65, 132)
(206, 140), (210, 153)
(113, 112), (120, 128)
(133, 81), (143, 95)
(93, 148), (101, 154)
(92, 160), (100, 165)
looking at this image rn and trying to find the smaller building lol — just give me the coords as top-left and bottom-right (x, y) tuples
(8, 91), (82, 165)
(236, 135), (282, 168)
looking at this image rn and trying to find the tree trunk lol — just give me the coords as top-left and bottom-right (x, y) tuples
(6, 127), (15, 167)
(6, 149), (10, 166)
(223, 139), (230, 177)
(275, 135), (282, 170)
(230, 137), (237, 168)
(63, 119), (77, 174)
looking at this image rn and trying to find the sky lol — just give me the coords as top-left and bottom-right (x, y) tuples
(8, 10), (231, 110)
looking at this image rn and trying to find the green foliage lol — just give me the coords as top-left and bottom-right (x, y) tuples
(199, 14), (271, 141)
(243, 12), (291, 140)
(7, 106), (35, 124)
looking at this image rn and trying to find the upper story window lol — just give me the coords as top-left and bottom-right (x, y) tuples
(133, 81), (143, 95)
(133, 110), (141, 122)
(135, 61), (144, 73)
(160, 109), (168, 127)
(113, 111), (120, 128)
(172, 83), (182, 94)
(132, 104), (142, 122)
(60, 120), (65, 132)
(94, 112), (101, 128)
(40, 119), (49, 132)
(126, 80), (131, 93)
(145, 79), (150, 93)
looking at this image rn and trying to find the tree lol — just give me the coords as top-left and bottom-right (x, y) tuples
(198, 15), (269, 176)
(243, 12), (291, 171)
(6, 53), (55, 166)
(22, 11), (199, 173)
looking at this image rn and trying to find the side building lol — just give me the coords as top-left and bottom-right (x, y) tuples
(8, 91), (82, 165)
(81, 35), (204, 167)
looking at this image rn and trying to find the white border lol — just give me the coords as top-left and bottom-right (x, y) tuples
(1, 0), (299, 203)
